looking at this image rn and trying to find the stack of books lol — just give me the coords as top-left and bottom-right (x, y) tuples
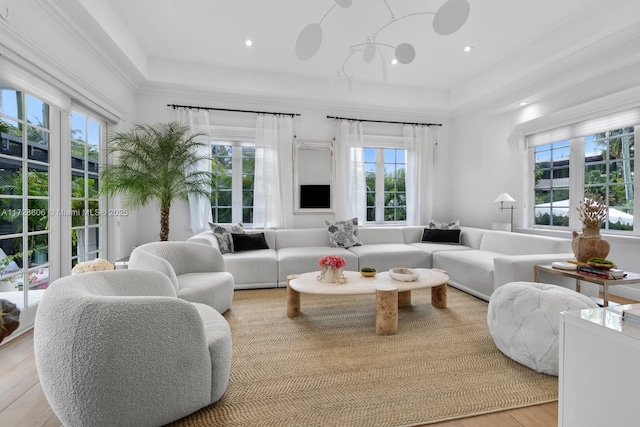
(622, 307), (640, 327)
(576, 264), (626, 279)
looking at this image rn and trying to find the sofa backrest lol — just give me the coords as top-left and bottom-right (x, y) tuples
(459, 227), (487, 249)
(401, 226), (425, 244)
(276, 228), (329, 249)
(358, 227), (405, 245)
(480, 230), (572, 255)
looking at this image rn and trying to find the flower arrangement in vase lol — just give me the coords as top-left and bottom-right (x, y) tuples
(572, 196), (610, 262)
(317, 255), (347, 284)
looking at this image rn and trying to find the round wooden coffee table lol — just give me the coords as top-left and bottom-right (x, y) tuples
(287, 268), (449, 335)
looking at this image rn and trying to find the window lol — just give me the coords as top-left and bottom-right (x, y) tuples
(211, 143), (255, 224)
(534, 141), (570, 226)
(364, 147), (406, 223)
(70, 110), (106, 266)
(584, 128), (634, 231)
(0, 87), (51, 307)
(531, 121), (637, 232)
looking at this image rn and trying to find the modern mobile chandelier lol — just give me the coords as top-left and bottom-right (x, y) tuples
(295, 0), (471, 86)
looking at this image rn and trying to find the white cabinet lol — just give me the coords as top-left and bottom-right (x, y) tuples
(559, 305), (640, 427)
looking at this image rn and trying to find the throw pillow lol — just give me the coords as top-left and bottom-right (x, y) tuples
(325, 217), (362, 248)
(421, 229), (461, 244)
(209, 222), (244, 254)
(427, 219), (460, 230)
(231, 232), (269, 252)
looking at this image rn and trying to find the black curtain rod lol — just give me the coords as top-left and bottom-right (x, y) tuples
(327, 115), (442, 127)
(168, 104), (300, 117)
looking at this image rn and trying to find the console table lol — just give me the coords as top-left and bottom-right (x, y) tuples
(559, 305), (640, 426)
(534, 264), (640, 307)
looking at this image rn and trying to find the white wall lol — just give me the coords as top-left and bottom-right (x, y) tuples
(448, 71), (640, 299)
(133, 87), (452, 242)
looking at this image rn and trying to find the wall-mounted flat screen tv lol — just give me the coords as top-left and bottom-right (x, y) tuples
(300, 185), (331, 209)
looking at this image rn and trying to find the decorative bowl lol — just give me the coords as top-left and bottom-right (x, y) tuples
(360, 267), (377, 277)
(587, 261), (616, 269)
(389, 268), (420, 282)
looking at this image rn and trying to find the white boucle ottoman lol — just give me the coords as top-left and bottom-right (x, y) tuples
(487, 281), (598, 376)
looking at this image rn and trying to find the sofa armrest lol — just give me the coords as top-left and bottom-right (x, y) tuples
(493, 253), (575, 289)
(188, 231), (221, 251)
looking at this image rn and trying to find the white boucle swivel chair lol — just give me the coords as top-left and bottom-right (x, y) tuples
(129, 241), (234, 314)
(34, 269), (232, 427)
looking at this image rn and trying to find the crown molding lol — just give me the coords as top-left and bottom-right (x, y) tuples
(450, 23), (640, 118)
(36, 0), (143, 92)
(0, 2), (131, 121)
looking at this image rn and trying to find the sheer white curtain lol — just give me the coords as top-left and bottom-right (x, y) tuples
(335, 120), (366, 221)
(404, 124), (435, 225)
(173, 109), (213, 234)
(253, 114), (294, 229)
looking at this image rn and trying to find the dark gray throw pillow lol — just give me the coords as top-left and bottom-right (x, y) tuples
(231, 232), (269, 252)
(421, 229), (461, 244)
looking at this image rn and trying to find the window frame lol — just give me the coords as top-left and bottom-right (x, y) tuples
(210, 140), (255, 225)
(69, 108), (108, 267)
(529, 123), (638, 235)
(363, 134), (407, 225)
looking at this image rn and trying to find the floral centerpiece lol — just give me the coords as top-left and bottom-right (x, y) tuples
(317, 255), (347, 284)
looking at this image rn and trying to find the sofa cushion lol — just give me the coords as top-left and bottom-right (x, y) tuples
(433, 250), (503, 300)
(209, 222), (244, 254)
(421, 229), (461, 244)
(231, 232), (269, 252)
(325, 218), (362, 248)
(479, 230), (572, 255)
(358, 227), (405, 245)
(408, 242), (472, 268)
(222, 249), (278, 288)
(348, 244), (429, 272)
(275, 228), (330, 249)
(177, 272), (234, 314)
(277, 247), (358, 283)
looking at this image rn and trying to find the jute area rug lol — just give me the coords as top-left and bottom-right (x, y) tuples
(170, 286), (557, 427)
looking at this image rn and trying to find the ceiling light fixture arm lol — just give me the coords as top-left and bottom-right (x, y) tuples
(372, 12), (435, 37)
(350, 41), (396, 51)
(318, 3), (338, 25)
(382, 0), (395, 20)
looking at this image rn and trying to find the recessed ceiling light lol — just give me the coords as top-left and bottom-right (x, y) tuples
(463, 45), (473, 52)
(245, 39), (253, 47)
(391, 58), (398, 65)
(519, 101), (528, 106)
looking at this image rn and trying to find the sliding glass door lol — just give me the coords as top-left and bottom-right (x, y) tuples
(0, 86), (52, 312)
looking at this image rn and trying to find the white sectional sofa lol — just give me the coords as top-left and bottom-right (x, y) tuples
(188, 226), (574, 301)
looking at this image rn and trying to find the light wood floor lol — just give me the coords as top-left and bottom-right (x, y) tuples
(1, 293), (635, 427)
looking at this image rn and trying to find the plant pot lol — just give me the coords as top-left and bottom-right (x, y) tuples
(322, 267), (344, 283)
(572, 228), (610, 262)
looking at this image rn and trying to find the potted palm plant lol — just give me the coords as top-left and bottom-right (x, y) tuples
(100, 122), (213, 241)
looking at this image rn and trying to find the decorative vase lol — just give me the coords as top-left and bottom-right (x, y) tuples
(323, 267), (344, 283)
(572, 227), (610, 262)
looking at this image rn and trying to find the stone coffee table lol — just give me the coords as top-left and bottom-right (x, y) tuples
(287, 268), (449, 335)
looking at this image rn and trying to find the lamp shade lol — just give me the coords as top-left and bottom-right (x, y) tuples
(494, 193), (516, 203)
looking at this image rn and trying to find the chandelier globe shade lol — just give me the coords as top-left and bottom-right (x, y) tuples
(433, 0), (471, 36)
(295, 23), (323, 60)
(363, 42), (376, 63)
(395, 43), (416, 64)
(335, 0), (353, 8)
